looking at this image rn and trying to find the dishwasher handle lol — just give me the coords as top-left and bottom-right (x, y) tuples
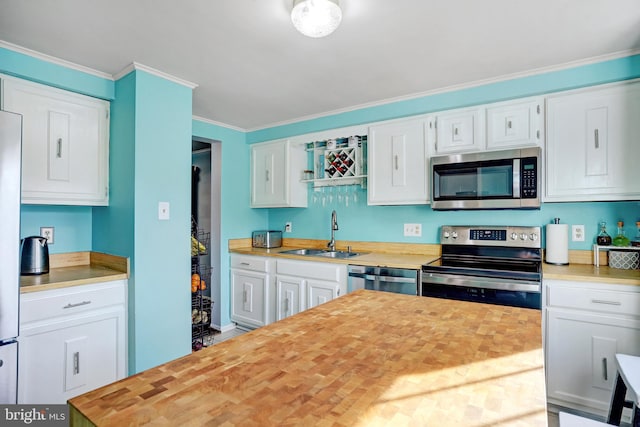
(348, 271), (417, 284)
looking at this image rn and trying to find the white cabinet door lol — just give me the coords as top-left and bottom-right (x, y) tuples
(546, 81), (640, 201)
(367, 119), (429, 205)
(2, 76), (110, 206)
(276, 276), (305, 320)
(307, 279), (340, 309)
(546, 307), (640, 415)
(18, 281), (126, 404)
(230, 269), (269, 328)
(19, 310), (121, 404)
(430, 107), (484, 154)
(486, 98), (542, 149)
(250, 140), (307, 208)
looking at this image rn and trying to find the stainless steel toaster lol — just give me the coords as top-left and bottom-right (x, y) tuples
(252, 230), (282, 248)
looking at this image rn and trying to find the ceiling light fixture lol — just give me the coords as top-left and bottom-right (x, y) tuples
(291, 0), (342, 38)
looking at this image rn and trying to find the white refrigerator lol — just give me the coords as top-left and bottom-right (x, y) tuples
(0, 110), (22, 403)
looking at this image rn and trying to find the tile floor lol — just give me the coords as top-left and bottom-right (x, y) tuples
(202, 327), (246, 347)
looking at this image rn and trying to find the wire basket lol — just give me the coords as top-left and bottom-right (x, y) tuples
(609, 250), (640, 269)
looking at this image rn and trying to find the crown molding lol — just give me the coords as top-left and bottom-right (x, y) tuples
(192, 115), (246, 133)
(0, 40), (114, 80)
(114, 62), (198, 89)
(246, 48), (640, 132)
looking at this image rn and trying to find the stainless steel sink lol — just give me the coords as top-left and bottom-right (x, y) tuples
(315, 250), (363, 259)
(280, 248), (364, 259)
(280, 248), (326, 256)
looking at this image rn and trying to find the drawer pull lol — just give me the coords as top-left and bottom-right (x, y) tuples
(602, 357), (608, 381)
(63, 300), (92, 309)
(591, 299), (621, 306)
(74, 352), (80, 375)
(240, 262), (250, 266)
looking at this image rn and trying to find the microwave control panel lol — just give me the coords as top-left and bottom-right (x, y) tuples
(520, 157), (537, 198)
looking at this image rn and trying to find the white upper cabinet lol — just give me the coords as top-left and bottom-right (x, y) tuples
(546, 80), (640, 202)
(428, 98), (543, 155)
(367, 118), (429, 205)
(250, 139), (307, 208)
(486, 97), (543, 149)
(429, 106), (484, 154)
(2, 76), (110, 205)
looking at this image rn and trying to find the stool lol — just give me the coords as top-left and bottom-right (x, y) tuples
(607, 353), (640, 426)
(559, 412), (609, 426)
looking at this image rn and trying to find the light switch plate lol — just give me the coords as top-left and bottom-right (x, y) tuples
(158, 202), (170, 220)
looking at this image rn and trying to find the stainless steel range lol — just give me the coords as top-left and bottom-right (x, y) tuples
(421, 225), (542, 309)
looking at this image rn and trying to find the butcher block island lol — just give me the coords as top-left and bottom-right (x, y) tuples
(69, 290), (546, 426)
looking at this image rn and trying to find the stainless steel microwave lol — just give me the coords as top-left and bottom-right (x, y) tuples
(431, 147), (541, 210)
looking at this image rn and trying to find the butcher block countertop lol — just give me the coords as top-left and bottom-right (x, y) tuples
(20, 252), (129, 293)
(231, 238), (640, 286)
(230, 238), (442, 269)
(68, 290), (547, 426)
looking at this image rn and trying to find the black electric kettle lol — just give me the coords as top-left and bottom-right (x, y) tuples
(20, 236), (50, 275)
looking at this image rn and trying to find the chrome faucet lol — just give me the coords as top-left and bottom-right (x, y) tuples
(327, 210), (338, 251)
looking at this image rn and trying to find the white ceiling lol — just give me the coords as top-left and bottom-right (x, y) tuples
(1, 0), (639, 130)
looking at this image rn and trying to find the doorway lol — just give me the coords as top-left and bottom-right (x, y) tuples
(192, 138), (222, 330)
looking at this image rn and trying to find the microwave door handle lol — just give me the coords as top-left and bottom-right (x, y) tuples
(512, 158), (520, 198)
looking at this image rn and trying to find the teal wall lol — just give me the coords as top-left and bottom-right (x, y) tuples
(192, 120), (264, 327)
(251, 54), (640, 251)
(21, 205), (93, 252)
(93, 72), (137, 370)
(94, 70), (194, 373)
(248, 54), (640, 143)
(1, 46), (114, 254)
(5, 42), (640, 349)
(266, 197), (640, 250)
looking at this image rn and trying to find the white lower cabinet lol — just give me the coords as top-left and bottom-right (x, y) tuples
(230, 256), (347, 325)
(275, 259), (346, 321)
(18, 280), (127, 404)
(230, 255), (276, 329)
(275, 276), (305, 320)
(544, 279), (640, 417)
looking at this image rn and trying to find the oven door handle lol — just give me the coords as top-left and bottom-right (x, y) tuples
(349, 272), (417, 284)
(422, 272), (540, 293)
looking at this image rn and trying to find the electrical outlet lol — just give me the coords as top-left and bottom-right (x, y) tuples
(403, 223), (422, 237)
(572, 224), (585, 242)
(40, 226), (54, 244)
(285, 222), (292, 233)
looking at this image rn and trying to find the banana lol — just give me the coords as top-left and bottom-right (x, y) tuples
(191, 236), (207, 256)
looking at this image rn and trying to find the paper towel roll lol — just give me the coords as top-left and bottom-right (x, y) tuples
(546, 223), (569, 265)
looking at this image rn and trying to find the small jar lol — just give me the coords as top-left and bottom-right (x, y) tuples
(596, 221), (612, 246)
(632, 221), (640, 247)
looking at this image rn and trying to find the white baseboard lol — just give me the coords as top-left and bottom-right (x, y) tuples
(210, 322), (237, 333)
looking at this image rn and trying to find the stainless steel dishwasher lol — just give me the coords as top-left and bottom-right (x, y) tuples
(348, 265), (420, 296)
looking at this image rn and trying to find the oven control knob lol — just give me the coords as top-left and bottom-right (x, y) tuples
(530, 233), (538, 241)
(520, 233), (529, 241)
(510, 232), (518, 240)
(443, 231), (450, 239)
(451, 231), (458, 239)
